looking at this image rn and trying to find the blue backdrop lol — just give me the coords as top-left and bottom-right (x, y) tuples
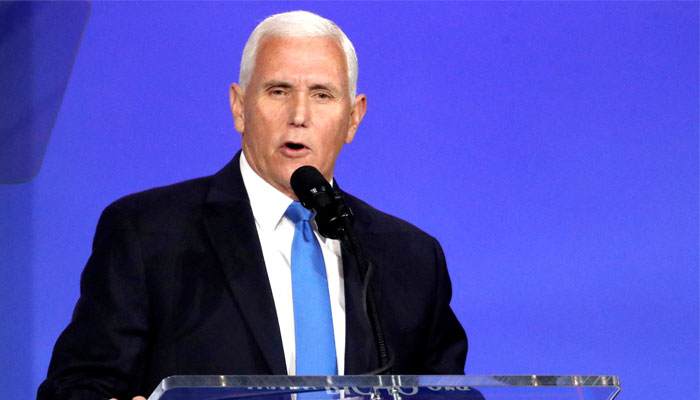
(1, 1), (697, 399)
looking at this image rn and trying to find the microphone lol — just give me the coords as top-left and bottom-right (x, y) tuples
(290, 166), (352, 240)
(290, 166), (394, 374)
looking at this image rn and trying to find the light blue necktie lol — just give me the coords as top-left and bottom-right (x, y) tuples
(285, 201), (338, 376)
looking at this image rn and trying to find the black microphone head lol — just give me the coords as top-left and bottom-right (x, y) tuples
(290, 165), (352, 240)
(290, 166), (334, 211)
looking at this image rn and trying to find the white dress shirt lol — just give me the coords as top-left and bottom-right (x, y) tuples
(239, 153), (345, 375)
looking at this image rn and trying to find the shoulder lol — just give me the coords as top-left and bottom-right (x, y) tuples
(342, 191), (439, 247)
(98, 175), (216, 232)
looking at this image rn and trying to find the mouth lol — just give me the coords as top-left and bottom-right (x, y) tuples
(285, 142), (305, 150)
(280, 141), (310, 157)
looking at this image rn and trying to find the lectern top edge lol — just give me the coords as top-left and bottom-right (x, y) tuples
(154, 374), (621, 391)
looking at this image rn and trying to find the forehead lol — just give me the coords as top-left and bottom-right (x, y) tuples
(251, 35), (348, 86)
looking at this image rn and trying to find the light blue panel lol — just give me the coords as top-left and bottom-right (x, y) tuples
(0, 183), (34, 399)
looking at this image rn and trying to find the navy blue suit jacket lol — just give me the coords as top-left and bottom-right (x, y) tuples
(38, 153), (467, 400)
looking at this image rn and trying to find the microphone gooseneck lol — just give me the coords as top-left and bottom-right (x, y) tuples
(290, 165), (393, 374)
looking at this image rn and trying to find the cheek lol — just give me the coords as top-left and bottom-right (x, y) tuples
(317, 130), (349, 165)
(314, 110), (350, 141)
(253, 100), (288, 125)
(245, 108), (288, 147)
(328, 118), (352, 147)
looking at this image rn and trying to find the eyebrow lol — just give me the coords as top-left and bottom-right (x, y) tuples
(262, 80), (293, 90)
(309, 83), (338, 92)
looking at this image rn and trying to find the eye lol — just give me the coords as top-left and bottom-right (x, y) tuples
(314, 92), (333, 100)
(268, 88), (288, 97)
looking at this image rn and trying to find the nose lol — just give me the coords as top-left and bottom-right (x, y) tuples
(290, 92), (310, 127)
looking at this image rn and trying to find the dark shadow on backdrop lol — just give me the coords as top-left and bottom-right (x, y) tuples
(0, 0), (90, 183)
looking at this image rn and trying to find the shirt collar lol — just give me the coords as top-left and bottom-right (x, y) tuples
(239, 152), (336, 245)
(239, 152), (293, 233)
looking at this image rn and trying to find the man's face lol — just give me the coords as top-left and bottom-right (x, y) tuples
(230, 35), (367, 199)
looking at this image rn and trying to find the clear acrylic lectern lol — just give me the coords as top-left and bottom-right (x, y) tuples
(148, 375), (620, 400)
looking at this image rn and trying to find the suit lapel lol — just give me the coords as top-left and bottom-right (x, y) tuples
(202, 153), (287, 375)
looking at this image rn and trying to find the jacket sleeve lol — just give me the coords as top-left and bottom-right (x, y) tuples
(422, 238), (468, 374)
(37, 204), (151, 400)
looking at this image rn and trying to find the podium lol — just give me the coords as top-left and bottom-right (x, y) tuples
(148, 375), (620, 400)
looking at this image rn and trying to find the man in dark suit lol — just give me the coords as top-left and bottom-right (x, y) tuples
(38, 10), (467, 400)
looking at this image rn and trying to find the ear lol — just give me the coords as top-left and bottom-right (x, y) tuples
(229, 83), (245, 133)
(345, 94), (367, 144)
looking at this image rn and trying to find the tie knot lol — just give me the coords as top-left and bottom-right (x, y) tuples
(285, 201), (312, 224)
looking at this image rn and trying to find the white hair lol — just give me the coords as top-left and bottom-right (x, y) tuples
(239, 10), (359, 100)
